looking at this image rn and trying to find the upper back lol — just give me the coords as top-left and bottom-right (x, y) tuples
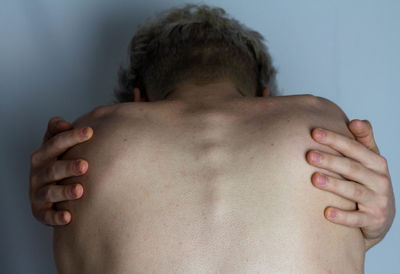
(54, 95), (365, 273)
(77, 95), (352, 179)
(66, 95), (352, 187)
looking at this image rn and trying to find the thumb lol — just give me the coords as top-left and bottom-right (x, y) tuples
(42, 117), (73, 143)
(348, 119), (380, 154)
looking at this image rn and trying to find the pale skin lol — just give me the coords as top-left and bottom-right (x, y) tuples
(29, 85), (395, 253)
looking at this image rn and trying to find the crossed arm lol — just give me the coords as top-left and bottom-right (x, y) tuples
(29, 117), (395, 252)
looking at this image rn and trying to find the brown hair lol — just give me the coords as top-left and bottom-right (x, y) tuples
(114, 4), (278, 102)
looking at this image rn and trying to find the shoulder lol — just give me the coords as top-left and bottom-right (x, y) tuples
(71, 103), (142, 128)
(307, 93), (349, 121)
(275, 94), (350, 124)
(302, 94), (349, 123)
(271, 94), (353, 140)
(305, 95), (349, 122)
(70, 102), (152, 145)
(302, 95), (351, 133)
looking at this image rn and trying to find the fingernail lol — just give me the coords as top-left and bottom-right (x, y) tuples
(55, 120), (63, 128)
(60, 211), (68, 223)
(70, 185), (77, 197)
(80, 128), (87, 138)
(59, 212), (64, 223)
(75, 160), (87, 174)
(329, 209), (337, 219)
(315, 128), (326, 140)
(81, 127), (92, 139)
(80, 161), (88, 173)
(62, 211), (70, 223)
(317, 173), (327, 186)
(75, 160), (81, 173)
(311, 152), (321, 163)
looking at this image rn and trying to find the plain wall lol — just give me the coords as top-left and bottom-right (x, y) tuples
(1, 0), (399, 273)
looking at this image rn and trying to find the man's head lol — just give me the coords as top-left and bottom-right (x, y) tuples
(114, 4), (278, 102)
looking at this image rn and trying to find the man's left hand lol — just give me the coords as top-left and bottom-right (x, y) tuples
(306, 119), (395, 252)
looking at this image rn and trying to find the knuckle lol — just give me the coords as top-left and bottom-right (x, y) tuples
(46, 136), (58, 150)
(36, 187), (46, 201)
(363, 119), (372, 129)
(349, 161), (361, 174)
(376, 216), (385, 227)
(371, 201), (388, 225)
(327, 177), (337, 189)
(38, 209), (52, 225)
(45, 164), (57, 181)
(42, 187), (52, 202)
(50, 134), (68, 152)
(346, 211), (363, 227)
(29, 173), (38, 186)
(379, 155), (388, 164)
(378, 175), (391, 191)
(335, 137), (353, 156)
(31, 209), (39, 221)
(347, 139), (359, 153)
(376, 209), (387, 226)
(343, 159), (360, 174)
(377, 195), (389, 210)
(49, 116), (63, 127)
(43, 210), (54, 225)
(352, 216), (363, 227)
(352, 185), (364, 199)
(64, 184), (73, 198)
(48, 134), (62, 148)
(48, 117), (63, 134)
(377, 155), (388, 169)
(30, 151), (41, 166)
(49, 116), (62, 123)
(31, 205), (38, 218)
(35, 187), (44, 201)
(381, 176), (391, 187)
(28, 185), (34, 201)
(37, 209), (46, 222)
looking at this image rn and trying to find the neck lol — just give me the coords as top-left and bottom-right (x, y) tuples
(163, 81), (246, 106)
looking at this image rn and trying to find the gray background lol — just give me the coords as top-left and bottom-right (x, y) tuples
(1, 0), (399, 273)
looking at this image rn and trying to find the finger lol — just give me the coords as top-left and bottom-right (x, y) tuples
(311, 128), (385, 173)
(306, 150), (382, 189)
(43, 117), (73, 143)
(348, 119), (380, 154)
(32, 127), (92, 168)
(38, 208), (72, 226)
(324, 207), (371, 228)
(36, 183), (83, 203)
(32, 160), (88, 187)
(311, 172), (374, 205)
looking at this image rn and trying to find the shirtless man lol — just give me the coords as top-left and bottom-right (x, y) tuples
(29, 4), (395, 273)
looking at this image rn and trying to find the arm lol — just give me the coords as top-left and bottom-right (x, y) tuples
(306, 114), (395, 251)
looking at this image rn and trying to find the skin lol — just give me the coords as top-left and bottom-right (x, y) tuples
(307, 120), (395, 251)
(29, 84), (395, 253)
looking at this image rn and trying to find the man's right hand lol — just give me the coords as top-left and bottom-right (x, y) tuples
(29, 117), (93, 226)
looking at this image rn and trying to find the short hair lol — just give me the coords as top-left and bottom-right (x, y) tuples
(114, 4), (278, 102)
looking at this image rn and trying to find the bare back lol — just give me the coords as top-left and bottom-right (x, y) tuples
(54, 95), (365, 273)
